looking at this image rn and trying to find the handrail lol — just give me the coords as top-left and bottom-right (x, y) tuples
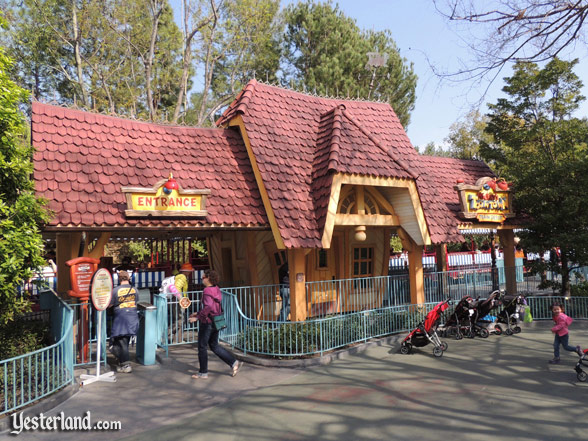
(1, 289), (74, 415)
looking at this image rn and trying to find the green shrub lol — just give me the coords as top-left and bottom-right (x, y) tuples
(235, 308), (423, 356)
(0, 318), (50, 360)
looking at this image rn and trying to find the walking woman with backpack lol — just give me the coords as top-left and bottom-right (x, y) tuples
(188, 269), (241, 379)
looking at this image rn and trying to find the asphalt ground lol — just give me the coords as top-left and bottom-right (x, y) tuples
(2, 322), (587, 441)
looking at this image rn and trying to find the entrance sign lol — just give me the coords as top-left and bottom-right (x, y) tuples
(91, 268), (113, 311)
(454, 177), (514, 223)
(122, 173), (211, 217)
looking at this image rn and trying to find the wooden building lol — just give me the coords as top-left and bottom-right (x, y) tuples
(31, 80), (519, 321)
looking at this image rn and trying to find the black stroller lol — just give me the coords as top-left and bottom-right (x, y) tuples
(496, 295), (526, 335)
(575, 348), (588, 382)
(442, 295), (477, 339)
(470, 290), (504, 337)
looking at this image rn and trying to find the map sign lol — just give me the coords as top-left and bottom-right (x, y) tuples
(91, 268), (113, 311)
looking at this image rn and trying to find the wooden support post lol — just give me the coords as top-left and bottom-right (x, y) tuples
(288, 248), (307, 322)
(435, 244), (447, 272)
(398, 229), (425, 305)
(498, 229), (517, 295)
(56, 232), (82, 294)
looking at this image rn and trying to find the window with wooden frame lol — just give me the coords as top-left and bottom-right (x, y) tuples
(316, 249), (328, 270)
(352, 247), (374, 277)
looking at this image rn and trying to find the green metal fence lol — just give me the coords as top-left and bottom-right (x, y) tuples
(1, 290), (74, 416)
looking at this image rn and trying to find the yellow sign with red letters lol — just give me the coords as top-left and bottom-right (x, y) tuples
(122, 174), (210, 217)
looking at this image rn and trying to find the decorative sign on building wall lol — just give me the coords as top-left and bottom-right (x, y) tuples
(454, 177), (514, 223)
(122, 174), (211, 217)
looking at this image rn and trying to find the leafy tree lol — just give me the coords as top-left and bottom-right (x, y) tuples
(0, 32), (50, 326)
(482, 58), (588, 295)
(445, 110), (492, 160)
(189, 0), (282, 126)
(4, 0), (183, 121)
(282, 0), (417, 127)
(415, 141), (452, 157)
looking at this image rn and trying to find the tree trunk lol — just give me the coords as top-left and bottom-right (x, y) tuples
(71, 2), (88, 106)
(560, 248), (571, 296)
(146, 1), (164, 121)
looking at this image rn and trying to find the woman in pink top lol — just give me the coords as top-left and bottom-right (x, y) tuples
(549, 303), (582, 364)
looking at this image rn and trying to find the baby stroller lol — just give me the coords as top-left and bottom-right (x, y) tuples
(471, 290), (504, 338)
(496, 294), (526, 335)
(400, 299), (450, 357)
(442, 295), (477, 339)
(575, 348), (588, 382)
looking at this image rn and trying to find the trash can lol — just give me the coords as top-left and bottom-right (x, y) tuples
(136, 302), (157, 365)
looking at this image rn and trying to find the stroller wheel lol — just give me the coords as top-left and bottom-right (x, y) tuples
(513, 326), (522, 334)
(505, 328), (513, 336)
(478, 328), (490, 338)
(466, 329), (475, 339)
(577, 370), (587, 382)
(400, 343), (412, 355)
(440, 341), (449, 351)
(433, 346), (443, 357)
(493, 324), (503, 335)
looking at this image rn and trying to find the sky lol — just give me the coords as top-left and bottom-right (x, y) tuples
(173, 0), (588, 149)
(309, 0), (588, 149)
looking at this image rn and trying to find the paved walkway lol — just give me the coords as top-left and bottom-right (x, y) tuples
(2, 322), (588, 440)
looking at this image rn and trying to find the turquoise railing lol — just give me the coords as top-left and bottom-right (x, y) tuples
(1, 290), (74, 416)
(155, 272), (588, 358)
(527, 296), (588, 320)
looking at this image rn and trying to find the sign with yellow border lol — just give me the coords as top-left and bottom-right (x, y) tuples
(122, 174), (211, 217)
(454, 177), (514, 223)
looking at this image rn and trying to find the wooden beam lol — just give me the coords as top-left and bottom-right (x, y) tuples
(366, 187), (397, 216)
(229, 116), (285, 249)
(86, 232), (111, 259)
(321, 173), (343, 249)
(288, 248), (308, 322)
(56, 232), (82, 294)
(397, 228), (425, 304)
(334, 213), (400, 226)
(246, 231), (259, 286)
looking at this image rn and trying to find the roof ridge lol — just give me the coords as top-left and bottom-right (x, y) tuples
(340, 108), (419, 179)
(254, 79), (391, 105)
(326, 104), (346, 172)
(216, 79), (258, 126)
(32, 100), (219, 131)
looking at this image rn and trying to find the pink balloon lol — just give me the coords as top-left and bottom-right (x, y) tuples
(168, 285), (178, 293)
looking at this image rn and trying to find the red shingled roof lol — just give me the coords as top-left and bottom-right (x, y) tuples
(32, 102), (267, 229)
(219, 80), (423, 248)
(414, 155), (496, 242)
(219, 80), (497, 246)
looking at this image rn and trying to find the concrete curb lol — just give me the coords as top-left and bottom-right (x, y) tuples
(0, 382), (79, 434)
(155, 333), (407, 368)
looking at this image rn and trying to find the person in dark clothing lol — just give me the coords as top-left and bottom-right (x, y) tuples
(278, 262), (290, 321)
(188, 269), (240, 379)
(109, 271), (139, 373)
